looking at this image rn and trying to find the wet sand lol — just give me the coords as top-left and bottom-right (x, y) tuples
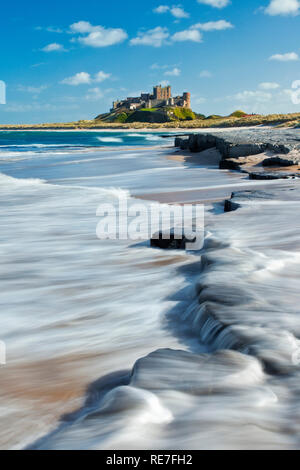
(137, 147), (290, 205)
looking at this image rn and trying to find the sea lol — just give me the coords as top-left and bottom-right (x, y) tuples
(1, 130), (300, 450)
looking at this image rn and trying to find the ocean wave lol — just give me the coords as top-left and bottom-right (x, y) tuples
(96, 137), (123, 143)
(0, 171), (45, 186)
(0, 144), (74, 148)
(127, 133), (145, 138)
(144, 134), (163, 141)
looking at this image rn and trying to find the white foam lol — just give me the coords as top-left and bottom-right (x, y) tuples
(0, 172), (45, 187)
(97, 137), (123, 143)
(145, 134), (163, 141)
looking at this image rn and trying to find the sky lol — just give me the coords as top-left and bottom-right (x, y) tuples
(0, 0), (300, 124)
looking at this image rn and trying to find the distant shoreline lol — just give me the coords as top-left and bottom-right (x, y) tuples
(0, 111), (299, 131)
(0, 125), (280, 133)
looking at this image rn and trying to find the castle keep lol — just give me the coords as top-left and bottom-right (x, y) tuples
(112, 85), (191, 112)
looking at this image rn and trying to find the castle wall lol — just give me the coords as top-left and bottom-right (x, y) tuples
(111, 86), (191, 111)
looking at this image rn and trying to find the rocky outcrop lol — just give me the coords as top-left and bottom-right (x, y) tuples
(150, 228), (196, 250)
(249, 171), (298, 180)
(262, 155), (300, 167)
(175, 129), (300, 156)
(175, 133), (267, 158)
(224, 197), (241, 212)
(175, 129), (300, 179)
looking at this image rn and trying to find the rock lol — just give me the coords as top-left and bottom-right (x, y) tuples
(174, 129), (300, 179)
(266, 143), (292, 155)
(249, 172), (291, 180)
(174, 137), (189, 149)
(187, 134), (199, 152)
(219, 159), (242, 170)
(175, 129), (300, 158)
(195, 134), (217, 152)
(224, 199), (240, 212)
(262, 156), (300, 167)
(226, 143), (266, 159)
(174, 137), (183, 147)
(151, 228), (196, 250)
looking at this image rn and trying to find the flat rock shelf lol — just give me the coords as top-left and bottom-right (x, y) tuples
(175, 128), (300, 179)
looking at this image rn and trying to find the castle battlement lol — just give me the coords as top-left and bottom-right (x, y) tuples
(112, 85), (191, 112)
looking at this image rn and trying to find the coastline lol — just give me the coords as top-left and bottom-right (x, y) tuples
(0, 126), (262, 133)
(2, 129), (300, 449)
(0, 111), (299, 131)
(29, 160), (300, 449)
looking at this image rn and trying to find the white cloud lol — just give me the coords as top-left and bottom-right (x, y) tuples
(151, 63), (180, 70)
(70, 21), (95, 34)
(199, 70), (212, 78)
(194, 20), (233, 31)
(154, 5), (170, 13)
(265, 0), (300, 16)
(70, 21), (128, 47)
(94, 71), (111, 83)
(153, 5), (189, 18)
(164, 67), (181, 76)
(259, 82), (280, 90)
(151, 63), (166, 70)
(36, 26), (63, 33)
(131, 17), (231, 48)
(195, 97), (207, 104)
(197, 0), (230, 8)
(4, 103), (79, 113)
(172, 28), (203, 43)
(61, 72), (92, 86)
(160, 80), (170, 87)
(170, 7), (190, 18)
(85, 87), (104, 101)
(233, 90), (272, 103)
(170, 20), (232, 44)
(61, 70), (111, 86)
(130, 27), (170, 47)
(46, 26), (63, 33)
(269, 52), (299, 61)
(17, 85), (48, 94)
(219, 85), (300, 114)
(41, 43), (66, 52)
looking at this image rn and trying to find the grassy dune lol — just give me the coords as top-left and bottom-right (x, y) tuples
(0, 112), (299, 130)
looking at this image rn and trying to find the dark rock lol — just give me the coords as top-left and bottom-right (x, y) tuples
(226, 143), (266, 159)
(249, 172), (288, 180)
(219, 159), (241, 170)
(266, 143), (292, 154)
(174, 137), (190, 149)
(175, 128), (300, 158)
(262, 156), (300, 167)
(174, 137), (183, 147)
(151, 228), (196, 250)
(224, 199), (240, 212)
(188, 134), (200, 152)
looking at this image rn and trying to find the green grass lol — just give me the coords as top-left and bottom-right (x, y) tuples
(2, 112), (300, 130)
(205, 115), (223, 120)
(167, 107), (196, 121)
(139, 108), (159, 112)
(229, 110), (247, 118)
(115, 112), (129, 123)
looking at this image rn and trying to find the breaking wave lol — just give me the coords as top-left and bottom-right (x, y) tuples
(96, 137), (123, 143)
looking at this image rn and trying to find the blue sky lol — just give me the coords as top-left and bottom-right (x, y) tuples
(0, 0), (300, 123)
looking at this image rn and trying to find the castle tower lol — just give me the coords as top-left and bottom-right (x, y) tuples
(183, 92), (191, 108)
(153, 86), (162, 100)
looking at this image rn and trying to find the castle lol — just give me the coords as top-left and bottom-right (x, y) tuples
(112, 85), (191, 112)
